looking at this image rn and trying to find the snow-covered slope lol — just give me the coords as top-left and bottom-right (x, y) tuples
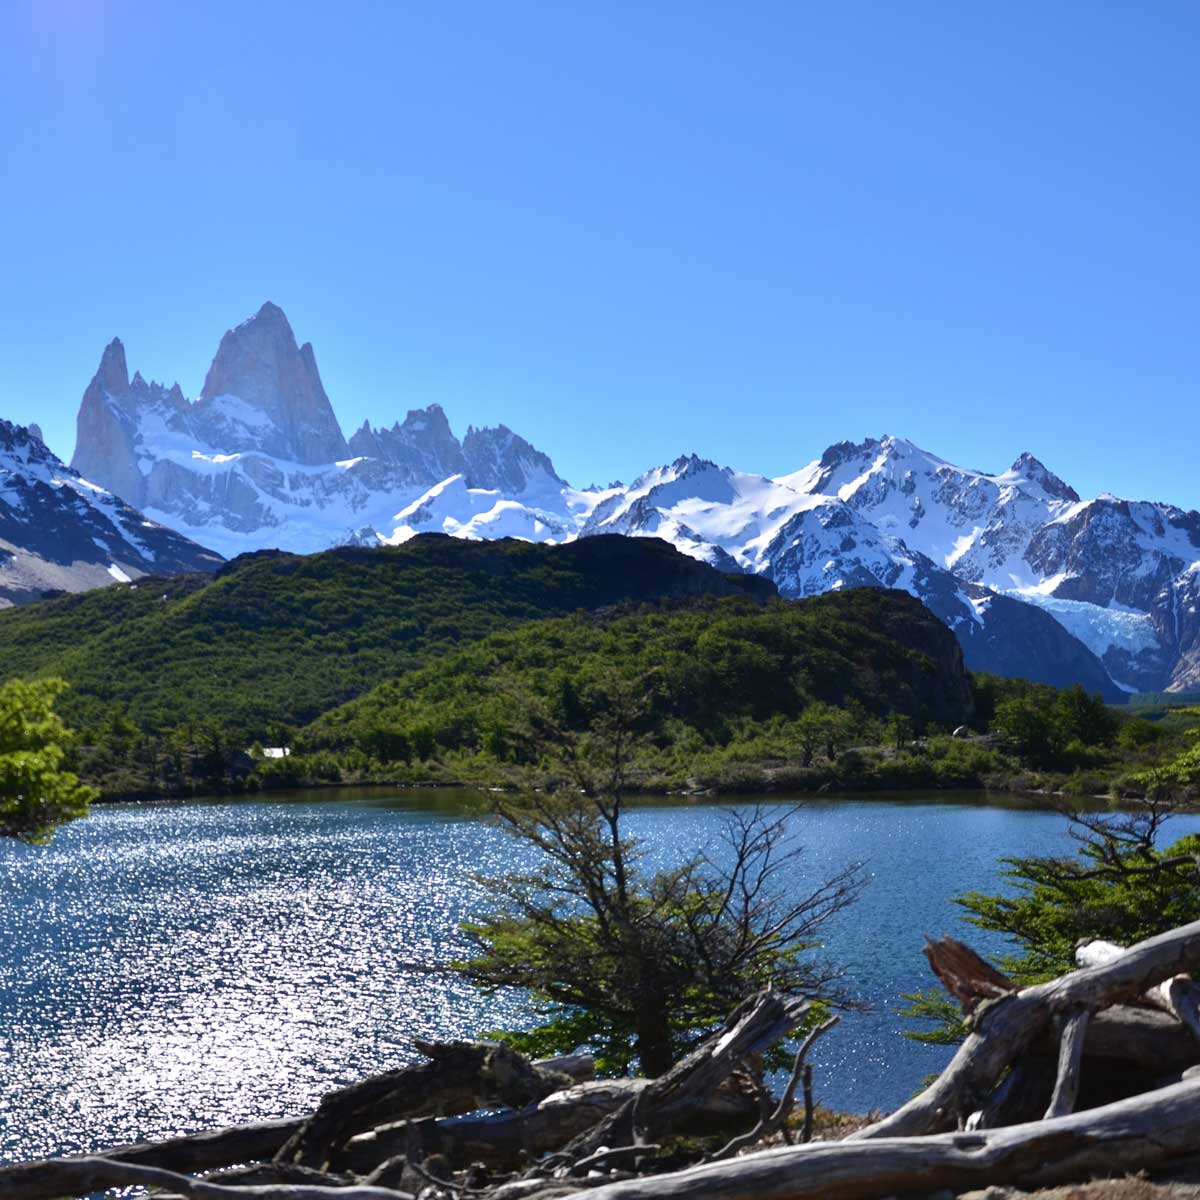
(0, 419), (221, 606)
(779, 436), (1200, 691)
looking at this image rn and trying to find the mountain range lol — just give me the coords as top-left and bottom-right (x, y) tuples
(3, 300), (1195, 699)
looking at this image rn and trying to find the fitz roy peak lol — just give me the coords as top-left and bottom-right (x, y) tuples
(72, 302), (579, 559)
(67, 302), (1199, 696)
(0, 418), (220, 606)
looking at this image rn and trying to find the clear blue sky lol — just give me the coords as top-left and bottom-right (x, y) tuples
(1, 0), (1197, 506)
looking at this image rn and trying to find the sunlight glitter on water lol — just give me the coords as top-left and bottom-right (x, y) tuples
(4, 790), (1197, 1163)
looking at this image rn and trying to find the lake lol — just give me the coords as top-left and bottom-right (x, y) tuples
(2, 788), (1192, 1164)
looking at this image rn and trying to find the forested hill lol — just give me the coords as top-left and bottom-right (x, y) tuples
(0, 534), (774, 735)
(305, 586), (976, 758)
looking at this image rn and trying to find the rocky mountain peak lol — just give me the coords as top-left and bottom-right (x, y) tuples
(669, 453), (719, 476)
(95, 337), (130, 396)
(400, 403), (455, 439)
(816, 437), (879, 472)
(1008, 451), (1079, 503)
(197, 302), (348, 465)
(463, 424), (562, 493)
(347, 404), (467, 484)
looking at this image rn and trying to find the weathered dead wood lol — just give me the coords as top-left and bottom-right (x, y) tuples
(1078, 937), (1200, 1042)
(1043, 1004), (1089, 1118)
(277, 1040), (576, 1170)
(923, 936), (1017, 1012)
(854, 916), (1200, 1138)
(0, 1155), (411, 1200)
(0, 1051), (591, 1200)
(0, 1118), (305, 1200)
(554, 1075), (1200, 1200)
(971, 1055), (1056, 1129)
(1068, 1002), (1199, 1070)
(342, 1073), (762, 1175)
(188, 1162), (359, 1189)
(561, 989), (811, 1163)
(343, 1079), (649, 1173)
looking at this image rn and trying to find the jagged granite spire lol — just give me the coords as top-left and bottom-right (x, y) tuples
(347, 403), (467, 484)
(462, 423), (562, 492)
(197, 302), (349, 464)
(72, 337), (145, 505)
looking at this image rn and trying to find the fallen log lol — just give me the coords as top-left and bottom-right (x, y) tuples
(555, 1075), (1200, 1200)
(0, 1051), (593, 1200)
(342, 1072), (764, 1174)
(0, 1118), (305, 1200)
(342, 1079), (651, 1173)
(278, 1041), (577, 1169)
(0, 1155), (411, 1200)
(561, 989), (810, 1163)
(1078, 937), (1200, 1042)
(854, 916), (1200, 1138)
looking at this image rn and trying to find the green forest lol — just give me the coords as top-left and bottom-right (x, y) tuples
(0, 535), (1196, 806)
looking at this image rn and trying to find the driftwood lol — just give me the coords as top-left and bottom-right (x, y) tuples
(854, 916), (1200, 1138)
(703, 1016), (839, 1162)
(555, 1076), (1200, 1200)
(559, 990), (811, 1164)
(15, 928), (1200, 1200)
(277, 1040), (576, 1169)
(342, 1072), (766, 1175)
(1077, 937), (1200, 1042)
(343, 1079), (649, 1173)
(0, 1156), (410, 1200)
(0, 1050), (593, 1200)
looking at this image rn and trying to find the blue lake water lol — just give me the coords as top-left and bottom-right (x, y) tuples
(2, 788), (1193, 1164)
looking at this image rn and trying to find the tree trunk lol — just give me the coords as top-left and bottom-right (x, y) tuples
(636, 993), (676, 1078)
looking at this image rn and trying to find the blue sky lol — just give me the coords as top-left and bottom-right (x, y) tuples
(1, 0), (1197, 506)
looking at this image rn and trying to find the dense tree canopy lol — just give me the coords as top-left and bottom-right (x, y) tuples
(0, 678), (94, 843)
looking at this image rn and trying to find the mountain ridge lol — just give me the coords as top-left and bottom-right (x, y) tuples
(59, 302), (1200, 697)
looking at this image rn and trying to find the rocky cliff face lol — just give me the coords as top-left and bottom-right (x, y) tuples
(347, 404), (467, 485)
(197, 302), (348, 465)
(0, 418), (220, 606)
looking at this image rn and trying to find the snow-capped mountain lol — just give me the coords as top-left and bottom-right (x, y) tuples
(0, 419), (220, 606)
(70, 303), (585, 560)
(775, 436), (1199, 693)
(63, 302), (1198, 695)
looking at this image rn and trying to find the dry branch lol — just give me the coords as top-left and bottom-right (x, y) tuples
(277, 1041), (576, 1170)
(0, 1155), (410, 1200)
(1043, 1004), (1089, 1118)
(703, 1015), (839, 1162)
